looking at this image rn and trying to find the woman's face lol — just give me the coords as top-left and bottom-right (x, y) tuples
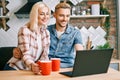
(38, 7), (50, 26)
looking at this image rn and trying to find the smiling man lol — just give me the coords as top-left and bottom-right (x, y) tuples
(47, 2), (83, 68)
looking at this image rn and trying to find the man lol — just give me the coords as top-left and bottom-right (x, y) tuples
(12, 2), (83, 68)
(47, 2), (83, 68)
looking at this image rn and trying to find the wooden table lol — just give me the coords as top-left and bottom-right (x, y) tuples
(0, 68), (120, 80)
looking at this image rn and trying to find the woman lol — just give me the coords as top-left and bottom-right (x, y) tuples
(4, 2), (50, 74)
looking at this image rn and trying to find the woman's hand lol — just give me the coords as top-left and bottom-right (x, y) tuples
(13, 47), (22, 59)
(31, 63), (40, 75)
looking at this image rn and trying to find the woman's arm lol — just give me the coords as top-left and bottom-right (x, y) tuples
(18, 27), (34, 67)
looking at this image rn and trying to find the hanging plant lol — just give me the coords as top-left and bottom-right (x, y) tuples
(100, 0), (110, 39)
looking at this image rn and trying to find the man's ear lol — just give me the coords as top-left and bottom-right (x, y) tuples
(53, 12), (56, 18)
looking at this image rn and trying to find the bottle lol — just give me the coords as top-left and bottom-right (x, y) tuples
(82, 10), (86, 15)
(100, 3), (109, 15)
(72, 6), (76, 16)
(86, 8), (91, 15)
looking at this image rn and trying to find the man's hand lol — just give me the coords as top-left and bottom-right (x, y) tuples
(13, 47), (22, 59)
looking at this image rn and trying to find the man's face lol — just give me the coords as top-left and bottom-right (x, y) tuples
(54, 8), (71, 28)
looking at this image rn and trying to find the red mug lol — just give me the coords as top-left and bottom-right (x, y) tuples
(51, 58), (60, 71)
(40, 61), (52, 75)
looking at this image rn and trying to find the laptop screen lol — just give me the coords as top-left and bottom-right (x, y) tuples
(60, 48), (113, 77)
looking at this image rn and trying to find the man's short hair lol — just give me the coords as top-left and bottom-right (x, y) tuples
(55, 2), (71, 12)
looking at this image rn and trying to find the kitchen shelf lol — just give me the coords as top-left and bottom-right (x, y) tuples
(83, 0), (103, 1)
(70, 15), (109, 18)
(60, 0), (104, 2)
(0, 15), (9, 18)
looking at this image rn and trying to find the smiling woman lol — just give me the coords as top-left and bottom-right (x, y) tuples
(4, 2), (51, 75)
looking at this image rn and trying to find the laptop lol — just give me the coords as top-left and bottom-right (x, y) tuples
(60, 48), (113, 77)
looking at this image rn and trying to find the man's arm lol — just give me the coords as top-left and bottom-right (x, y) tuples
(13, 47), (22, 59)
(75, 44), (84, 50)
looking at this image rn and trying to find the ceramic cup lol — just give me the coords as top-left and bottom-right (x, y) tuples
(40, 60), (52, 75)
(51, 58), (60, 71)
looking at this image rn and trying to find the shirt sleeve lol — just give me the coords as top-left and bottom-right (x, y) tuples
(74, 29), (83, 45)
(18, 27), (34, 67)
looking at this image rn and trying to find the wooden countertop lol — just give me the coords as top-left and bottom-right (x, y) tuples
(0, 68), (120, 80)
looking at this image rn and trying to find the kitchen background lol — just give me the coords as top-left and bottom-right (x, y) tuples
(0, 0), (118, 59)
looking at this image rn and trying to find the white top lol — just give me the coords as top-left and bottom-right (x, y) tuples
(57, 31), (64, 39)
(35, 34), (43, 61)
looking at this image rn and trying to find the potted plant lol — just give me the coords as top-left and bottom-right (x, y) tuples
(96, 42), (111, 49)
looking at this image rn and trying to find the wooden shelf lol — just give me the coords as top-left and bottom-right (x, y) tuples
(0, 15), (9, 18)
(70, 15), (109, 18)
(83, 0), (104, 1)
(60, 0), (103, 1)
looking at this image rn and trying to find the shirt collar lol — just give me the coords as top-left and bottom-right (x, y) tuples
(65, 24), (72, 34)
(52, 24), (72, 34)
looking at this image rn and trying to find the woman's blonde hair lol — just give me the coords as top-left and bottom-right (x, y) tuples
(29, 2), (50, 31)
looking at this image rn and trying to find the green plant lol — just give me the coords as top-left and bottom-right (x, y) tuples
(96, 42), (111, 49)
(103, 9), (110, 39)
(100, 2), (110, 39)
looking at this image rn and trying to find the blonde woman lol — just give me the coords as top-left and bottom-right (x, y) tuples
(4, 2), (50, 74)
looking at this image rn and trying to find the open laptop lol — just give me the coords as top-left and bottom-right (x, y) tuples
(60, 48), (113, 77)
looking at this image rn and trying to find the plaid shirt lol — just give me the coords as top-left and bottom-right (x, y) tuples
(8, 25), (50, 70)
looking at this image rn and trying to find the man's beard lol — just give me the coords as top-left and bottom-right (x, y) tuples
(58, 21), (67, 28)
